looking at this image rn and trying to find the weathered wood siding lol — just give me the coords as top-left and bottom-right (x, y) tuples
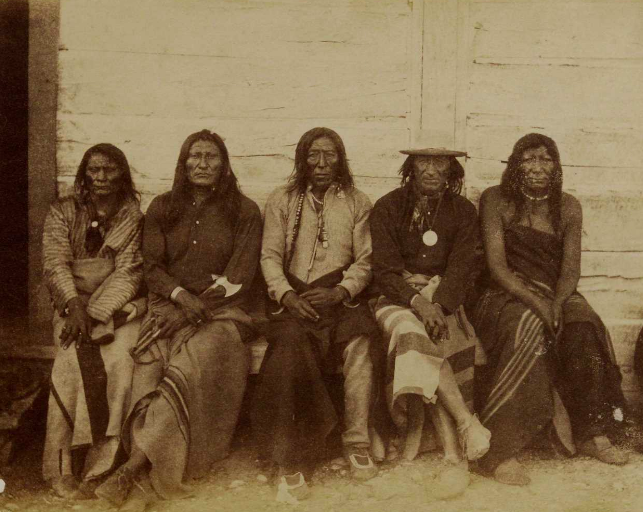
(49, 0), (643, 400)
(455, 0), (643, 406)
(56, 0), (414, 212)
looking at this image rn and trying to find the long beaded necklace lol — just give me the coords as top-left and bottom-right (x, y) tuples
(284, 192), (305, 273)
(311, 193), (329, 249)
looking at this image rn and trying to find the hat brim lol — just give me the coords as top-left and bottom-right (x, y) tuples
(400, 148), (467, 157)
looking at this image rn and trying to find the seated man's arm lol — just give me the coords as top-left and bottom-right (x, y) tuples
(370, 195), (418, 306)
(432, 199), (484, 313)
(261, 189), (296, 304)
(480, 188), (556, 335)
(42, 202), (79, 314)
(337, 191), (373, 299)
(86, 211), (144, 323)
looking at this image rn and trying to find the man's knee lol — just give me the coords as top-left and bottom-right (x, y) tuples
(343, 335), (374, 374)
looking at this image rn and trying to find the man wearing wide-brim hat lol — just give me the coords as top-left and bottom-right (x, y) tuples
(368, 147), (490, 495)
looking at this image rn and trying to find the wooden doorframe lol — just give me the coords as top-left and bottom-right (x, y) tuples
(410, 0), (471, 155)
(27, 0), (59, 345)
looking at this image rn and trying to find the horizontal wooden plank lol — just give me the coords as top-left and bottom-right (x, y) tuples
(467, 182), (643, 252)
(465, 115), (643, 169)
(582, 252), (643, 280)
(60, 0), (410, 55)
(464, 160), (643, 198)
(58, 52), (409, 121)
(57, 172), (403, 214)
(578, 277), (643, 320)
(609, 319), (643, 368)
(471, 1), (643, 61)
(56, 114), (410, 181)
(467, 63), (643, 122)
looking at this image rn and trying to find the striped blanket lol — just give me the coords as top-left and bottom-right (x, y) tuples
(371, 274), (484, 460)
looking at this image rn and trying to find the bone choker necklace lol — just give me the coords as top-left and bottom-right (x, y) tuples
(521, 187), (549, 201)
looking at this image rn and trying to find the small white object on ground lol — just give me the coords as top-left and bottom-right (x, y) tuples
(229, 480), (246, 489)
(276, 481), (299, 505)
(256, 474), (268, 483)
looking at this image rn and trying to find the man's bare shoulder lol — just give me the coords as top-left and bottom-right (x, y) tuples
(479, 185), (505, 206)
(561, 191), (582, 219)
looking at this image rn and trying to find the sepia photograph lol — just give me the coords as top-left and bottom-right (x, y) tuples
(0, 0), (642, 511)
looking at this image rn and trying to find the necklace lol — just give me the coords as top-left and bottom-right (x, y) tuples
(312, 193), (329, 249)
(521, 187), (549, 201)
(421, 192), (445, 247)
(311, 194), (325, 206)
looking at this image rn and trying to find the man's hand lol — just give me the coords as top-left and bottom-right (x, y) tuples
(60, 297), (93, 349)
(551, 300), (563, 337)
(175, 290), (210, 326)
(530, 296), (558, 339)
(411, 295), (449, 341)
(282, 291), (320, 322)
(300, 286), (347, 308)
(156, 307), (188, 338)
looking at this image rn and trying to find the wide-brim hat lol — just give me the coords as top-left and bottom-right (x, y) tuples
(400, 148), (467, 157)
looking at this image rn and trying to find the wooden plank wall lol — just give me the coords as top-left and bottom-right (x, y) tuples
(456, 0), (643, 406)
(56, 0), (414, 212)
(51, 0), (643, 405)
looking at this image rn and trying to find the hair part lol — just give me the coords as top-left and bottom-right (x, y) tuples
(500, 132), (563, 234)
(74, 143), (140, 206)
(398, 155), (465, 196)
(287, 127), (354, 194)
(163, 129), (243, 230)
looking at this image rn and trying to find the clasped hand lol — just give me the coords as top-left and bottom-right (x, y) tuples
(60, 297), (93, 349)
(282, 287), (346, 322)
(532, 297), (563, 339)
(411, 295), (450, 341)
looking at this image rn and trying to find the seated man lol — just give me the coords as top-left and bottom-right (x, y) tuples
(473, 133), (630, 486)
(369, 147), (490, 470)
(94, 130), (262, 510)
(42, 143), (145, 498)
(252, 127), (381, 500)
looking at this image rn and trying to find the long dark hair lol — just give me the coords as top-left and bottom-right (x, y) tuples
(500, 133), (563, 234)
(74, 143), (139, 255)
(286, 127), (354, 194)
(398, 155), (465, 196)
(163, 129), (243, 229)
(74, 143), (140, 206)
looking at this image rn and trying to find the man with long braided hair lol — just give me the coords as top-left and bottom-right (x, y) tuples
(252, 127), (381, 500)
(472, 133), (631, 486)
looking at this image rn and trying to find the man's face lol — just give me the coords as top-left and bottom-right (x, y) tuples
(413, 156), (450, 196)
(307, 136), (339, 193)
(186, 140), (222, 189)
(520, 145), (554, 195)
(86, 153), (123, 197)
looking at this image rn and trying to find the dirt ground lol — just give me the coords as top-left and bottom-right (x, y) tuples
(2, 424), (643, 512)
